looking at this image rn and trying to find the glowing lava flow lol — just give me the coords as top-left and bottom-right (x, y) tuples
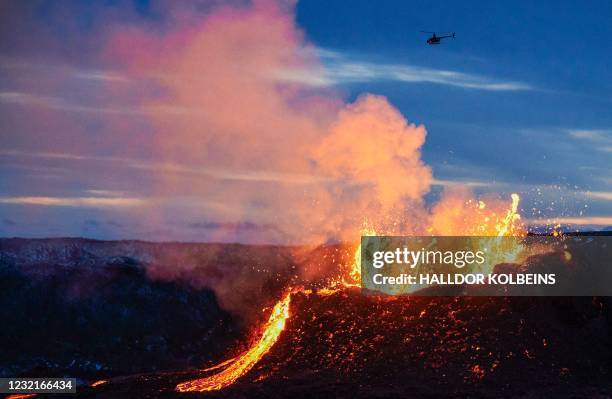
(175, 194), (525, 392)
(175, 291), (292, 392)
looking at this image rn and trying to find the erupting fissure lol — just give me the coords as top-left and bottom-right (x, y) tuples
(174, 194), (525, 392)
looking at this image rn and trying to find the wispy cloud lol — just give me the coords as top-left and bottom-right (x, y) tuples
(3, 150), (511, 190)
(276, 50), (534, 91)
(432, 178), (491, 188)
(584, 191), (612, 201)
(528, 216), (612, 226)
(567, 129), (612, 153)
(0, 56), (131, 83)
(74, 71), (130, 82)
(0, 149), (331, 185)
(567, 129), (611, 141)
(0, 196), (146, 208)
(0, 91), (188, 115)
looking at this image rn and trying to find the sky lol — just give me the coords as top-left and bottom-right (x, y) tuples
(0, 0), (611, 241)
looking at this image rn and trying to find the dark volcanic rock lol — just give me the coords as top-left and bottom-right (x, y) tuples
(0, 238), (244, 378)
(3, 238), (612, 398)
(77, 290), (612, 398)
(0, 238), (348, 381)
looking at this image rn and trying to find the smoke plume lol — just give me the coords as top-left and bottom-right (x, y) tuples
(1, 0), (522, 316)
(106, 0), (435, 246)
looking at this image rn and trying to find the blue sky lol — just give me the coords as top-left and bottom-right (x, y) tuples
(0, 0), (611, 240)
(296, 0), (612, 223)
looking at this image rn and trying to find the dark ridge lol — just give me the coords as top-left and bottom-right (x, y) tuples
(76, 290), (612, 398)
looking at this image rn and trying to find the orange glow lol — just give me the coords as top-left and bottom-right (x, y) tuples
(496, 193), (522, 237)
(344, 224), (378, 287)
(176, 291), (292, 392)
(176, 193), (526, 393)
(345, 194), (525, 285)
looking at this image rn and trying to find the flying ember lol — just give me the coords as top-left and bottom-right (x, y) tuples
(175, 194), (525, 392)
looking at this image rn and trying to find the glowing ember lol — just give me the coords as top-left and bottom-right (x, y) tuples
(487, 193), (526, 267)
(176, 291), (292, 392)
(176, 193), (526, 393)
(345, 224), (378, 287)
(496, 193), (522, 237)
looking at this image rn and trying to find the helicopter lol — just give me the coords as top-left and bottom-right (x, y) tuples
(421, 31), (455, 45)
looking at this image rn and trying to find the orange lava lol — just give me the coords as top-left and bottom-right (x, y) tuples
(176, 291), (292, 392)
(176, 194), (525, 392)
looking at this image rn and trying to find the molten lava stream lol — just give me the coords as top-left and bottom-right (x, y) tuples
(176, 291), (292, 392)
(175, 194), (525, 393)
